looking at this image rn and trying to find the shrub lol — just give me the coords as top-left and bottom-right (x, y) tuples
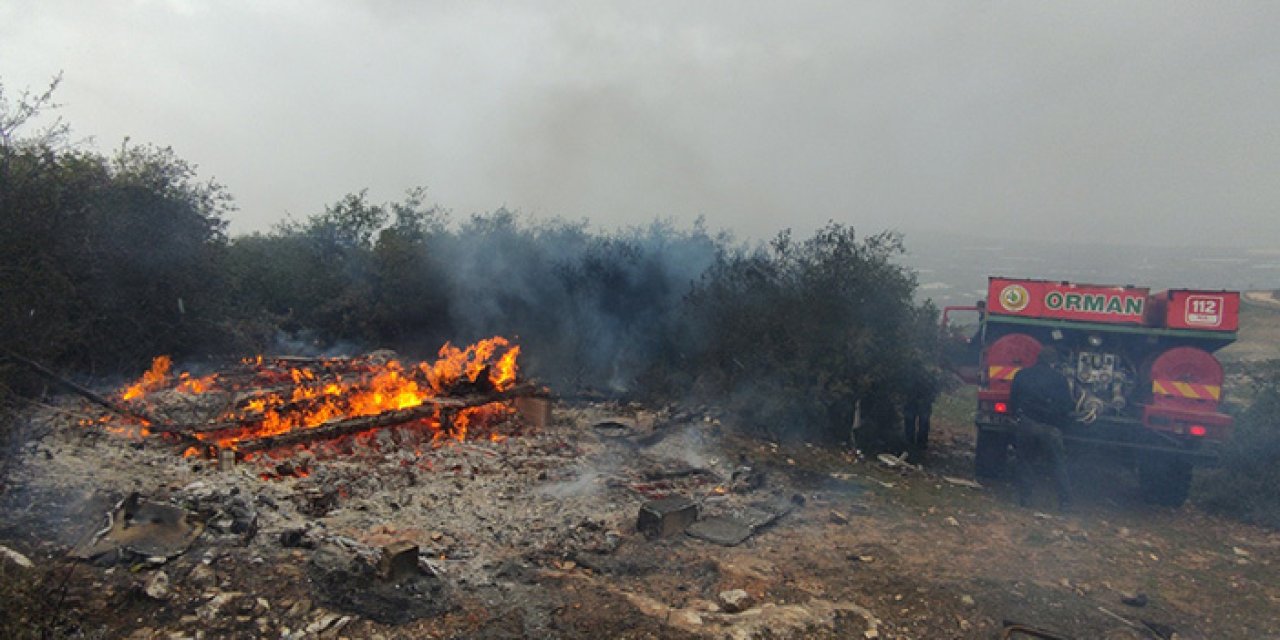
(665, 223), (935, 447)
(1197, 360), (1280, 527)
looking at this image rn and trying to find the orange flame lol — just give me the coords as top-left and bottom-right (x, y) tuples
(122, 355), (172, 400)
(177, 371), (218, 394)
(99, 337), (523, 455)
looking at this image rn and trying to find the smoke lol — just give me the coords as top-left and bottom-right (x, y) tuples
(537, 468), (602, 499)
(268, 330), (362, 359)
(432, 213), (721, 392)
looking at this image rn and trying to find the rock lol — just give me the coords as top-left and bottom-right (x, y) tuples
(718, 589), (755, 613)
(305, 612), (341, 635)
(286, 598), (312, 619)
(942, 476), (983, 489)
(677, 610), (703, 626)
(188, 563), (216, 588)
(1121, 592), (1148, 608)
(686, 516), (754, 546)
(144, 571), (170, 600)
(308, 544), (449, 624)
(321, 615), (353, 638)
(198, 591), (243, 621)
(944, 516), (961, 528)
(0, 544), (34, 569)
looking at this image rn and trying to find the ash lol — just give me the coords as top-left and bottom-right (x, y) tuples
(0, 395), (871, 639)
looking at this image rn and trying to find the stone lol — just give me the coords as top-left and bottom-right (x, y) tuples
(144, 571), (170, 600)
(0, 544), (34, 569)
(1120, 592), (1148, 608)
(718, 589), (755, 613)
(686, 517), (754, 546)
(279, 528), (312, 548)
(188, 563), (216, 588)
(636, 497), (698, 539)
(286, 598), (312, 618)
(198, 591), (243, 621)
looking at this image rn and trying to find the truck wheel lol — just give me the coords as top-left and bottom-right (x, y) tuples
(975, 429), (1009, 479)
(1138, 454), (1193, 507)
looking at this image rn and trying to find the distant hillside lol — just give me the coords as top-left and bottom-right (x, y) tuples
(899, 231), (1280, 307)
(1220, 294), (1280, 363)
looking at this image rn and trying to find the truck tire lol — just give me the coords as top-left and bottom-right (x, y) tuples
(975, 429), (1010, 479)
(1137, 453), (1193, 507)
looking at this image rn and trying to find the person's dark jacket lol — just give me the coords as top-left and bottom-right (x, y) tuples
(1009, 362), (1074, 428)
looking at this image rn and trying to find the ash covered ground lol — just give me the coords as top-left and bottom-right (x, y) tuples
(3, 389), (1280, 640)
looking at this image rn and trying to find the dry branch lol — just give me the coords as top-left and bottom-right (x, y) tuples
(1, 349), (158, 424)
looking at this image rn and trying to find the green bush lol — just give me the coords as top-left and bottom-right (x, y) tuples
(661, 224), (936, 447)
(1197, 360), (1280, 526)
(1, 78), (234, 387)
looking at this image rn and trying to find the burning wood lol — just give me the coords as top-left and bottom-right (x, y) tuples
(88, 337), (544, 459)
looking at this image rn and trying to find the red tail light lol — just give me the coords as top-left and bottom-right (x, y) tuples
(1189, 424), (1207, 437)
(994, 402), (1009, 414)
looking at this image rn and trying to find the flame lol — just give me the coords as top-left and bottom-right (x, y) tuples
(423, 337), (520, 393)
(96, 337), (523, 456)
(122, 356), (172, 400)
(177, 371), (218, 394)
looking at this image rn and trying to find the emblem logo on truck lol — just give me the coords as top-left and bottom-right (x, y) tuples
(999, 284), (1030, 312)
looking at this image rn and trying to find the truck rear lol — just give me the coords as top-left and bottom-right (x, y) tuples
(943, 278), (1238, 506)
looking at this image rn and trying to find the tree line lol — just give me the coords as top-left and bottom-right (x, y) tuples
(0, 77), (937, 447)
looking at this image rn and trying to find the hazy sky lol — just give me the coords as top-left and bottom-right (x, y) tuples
(2, 1), (1277, 246)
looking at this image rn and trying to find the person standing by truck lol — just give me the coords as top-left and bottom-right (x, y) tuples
(1009, 346), (1075, 510)
(902, 363), (939, 456)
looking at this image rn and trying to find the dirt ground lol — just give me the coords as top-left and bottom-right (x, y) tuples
(3, 387), (1280, 640)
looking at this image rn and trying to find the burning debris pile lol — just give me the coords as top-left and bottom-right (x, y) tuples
(0, 338), (891, 638)
(90, 337), (541, 469)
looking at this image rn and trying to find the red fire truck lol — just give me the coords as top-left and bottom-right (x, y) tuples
(943, 277), (1239, 506)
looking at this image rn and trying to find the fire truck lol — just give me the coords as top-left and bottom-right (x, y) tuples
(942, 278), (1239, 507)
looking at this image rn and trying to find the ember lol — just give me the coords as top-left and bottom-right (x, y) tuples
(95, 337), (540, 460)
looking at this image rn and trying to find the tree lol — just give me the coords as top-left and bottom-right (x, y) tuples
(673, 222), (929, 446)
(0, 76), (234, 386)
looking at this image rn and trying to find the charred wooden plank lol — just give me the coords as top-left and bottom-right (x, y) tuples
(233, 405), (438, 453)
(1, 349), (160, 425)
(232, 383), (539, 453)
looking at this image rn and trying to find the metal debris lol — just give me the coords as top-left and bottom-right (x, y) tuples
(637, 496), (698, 539)
(73, 493), (203, 563)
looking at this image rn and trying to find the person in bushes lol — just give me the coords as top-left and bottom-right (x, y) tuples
(902, 364), (938, 455)
(1009, 346), (1075, 511)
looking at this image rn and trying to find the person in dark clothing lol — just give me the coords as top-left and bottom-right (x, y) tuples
(902, 395), (931, 452)
(903, 365), (939, 454)
(1009, 346), (1076, 510)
